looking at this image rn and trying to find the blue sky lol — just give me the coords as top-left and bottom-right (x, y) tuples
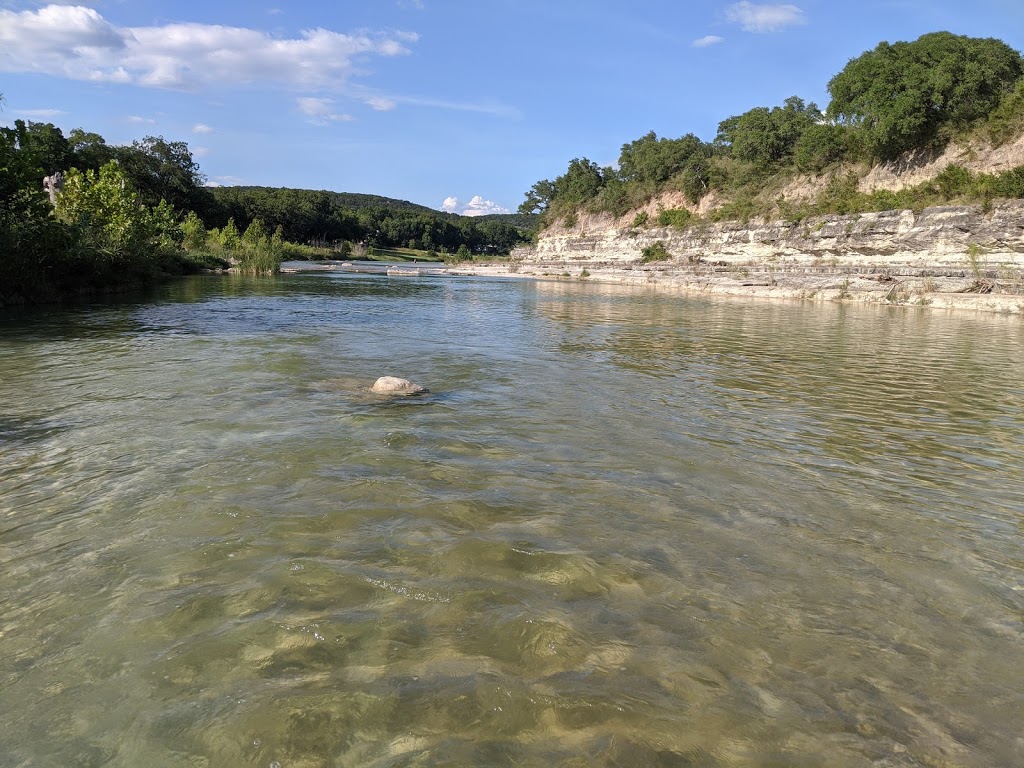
(2, 1), (1024, 216)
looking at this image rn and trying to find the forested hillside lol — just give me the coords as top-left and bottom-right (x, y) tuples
(0, 111), (534, 305)
(521, 32), (1024, 229)
(207, 186), (531, 255)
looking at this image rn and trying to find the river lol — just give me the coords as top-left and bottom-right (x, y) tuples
(1, 270), (1022, 767)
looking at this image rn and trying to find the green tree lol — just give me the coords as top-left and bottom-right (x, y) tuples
(219, 217), (241, 251)
(555, 157), (605, 205)
(717, 97), (820, 171)
(827, 32), (1024, 159)
(793, 123), (852, 172)
(519, 178), (556, 214)
(242, 216), (269, 246)
(112, 135), (209, 214)
(14, 120), (73, 175)
(55, 162), (158, 262)
(618, 131), (706, 184)
(68, 128), (114, 172)
(180, 211), (207, 251)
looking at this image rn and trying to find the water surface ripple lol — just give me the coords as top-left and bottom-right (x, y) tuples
(1, 273), (1023, 767)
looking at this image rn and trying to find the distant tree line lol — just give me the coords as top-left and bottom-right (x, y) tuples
(522, 32), (1024, 224)
(1, 110), (534, 304)
(206, 186), (529, 255)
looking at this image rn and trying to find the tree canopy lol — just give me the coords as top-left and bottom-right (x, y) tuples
(827, 32), (1024, 159)
(521, 32), (1024, 225)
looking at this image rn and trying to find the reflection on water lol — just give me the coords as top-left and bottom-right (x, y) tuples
(1, 274), (1023, 767)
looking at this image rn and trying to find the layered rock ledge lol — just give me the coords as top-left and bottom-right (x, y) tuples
(451, 201), (1024, 315)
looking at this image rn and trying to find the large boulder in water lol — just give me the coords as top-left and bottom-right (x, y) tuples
(371, 376), (429, 395)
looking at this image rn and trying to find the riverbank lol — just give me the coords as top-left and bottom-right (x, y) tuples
(448, 199), (1024, 315)
(446, 261), (1024, 314)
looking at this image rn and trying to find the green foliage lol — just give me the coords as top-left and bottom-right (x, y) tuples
(640, 241), (672, 263)
(676, 154), (721, 203)
(151, 199), (181, 249)
(656, 208), (693, 229)
(827, 32), (1024, 159)
(631, 211), (649, 228)
(233, 236), (282, 275)
(208, 185), (530, 255)
(55, 162), (159, 262)
(242, 217), (269, 246)
(520, 33), (1024, 233)
(180, 211), (207, 251)
(619, 131), (707, 184)
(445, 244), (473, 264)
(219, 218), (241, 251)
(793, 123), (852, 172)
(718, 97), (822, 170)
(983, 78), (1024, 146)
(519, 178), (556, 215)
(110, 135), (210, 214)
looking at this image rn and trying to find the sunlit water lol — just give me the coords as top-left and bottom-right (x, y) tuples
(1, 271), (1023, 767)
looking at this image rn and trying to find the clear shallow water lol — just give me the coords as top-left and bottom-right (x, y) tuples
(1, 272), (1023, 767)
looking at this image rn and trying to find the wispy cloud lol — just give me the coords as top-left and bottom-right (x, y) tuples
(128, 114), (156, 123)
(192, 123), (214, 134)
(14, 107), (67, 118)
(365, 96), (398, 112)
(398, 95), (521, 119)
(0, 4), (418, 91)
(297, 96), (354, 125)
(692, 35), (724, 48)
(725, 2), (806, 33)
(441, 195), (509, 217)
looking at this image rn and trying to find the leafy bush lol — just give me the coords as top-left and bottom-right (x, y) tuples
(984, 78), (1024, 146)
(180, 211), (207, 251)
(56, 162), (160, 262)
(657, 208), (693, 229)
(640, 241), (672, 263)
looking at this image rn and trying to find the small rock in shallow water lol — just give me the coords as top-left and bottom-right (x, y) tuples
(371, 376), (429, 395)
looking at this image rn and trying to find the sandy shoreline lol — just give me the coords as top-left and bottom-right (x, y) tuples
(443, 261), (1024, 315)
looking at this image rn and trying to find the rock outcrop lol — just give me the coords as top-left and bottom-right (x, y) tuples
(517, 200), (1024, 270)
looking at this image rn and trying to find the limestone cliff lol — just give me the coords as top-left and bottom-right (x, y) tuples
(517, 200), (1024, 270)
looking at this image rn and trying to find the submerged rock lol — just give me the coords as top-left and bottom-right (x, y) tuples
(371, 376), (429, 395)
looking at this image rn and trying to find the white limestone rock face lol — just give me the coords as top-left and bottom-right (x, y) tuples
(371, 376), (429, 395)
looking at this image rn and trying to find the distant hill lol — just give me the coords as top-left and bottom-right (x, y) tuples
(474, 212), (541, 232)
(211, 186), (440, 214)
(203, 185), (537, 253)
(211, 186), (539, 231)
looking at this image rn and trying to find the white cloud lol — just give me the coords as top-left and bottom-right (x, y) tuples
(441, 195), (509, 217)
(692, 35), (724, 48)
(297, 96), (354, 125)
(206, 175), (245, 187)
(128, 114), (155, 123)
(365, 96), (398, 111)
(192, 123), (214, 134)
(15, 107), (67, 118)
(725, 2), (805, 33)
(0, 4), (418, 91)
